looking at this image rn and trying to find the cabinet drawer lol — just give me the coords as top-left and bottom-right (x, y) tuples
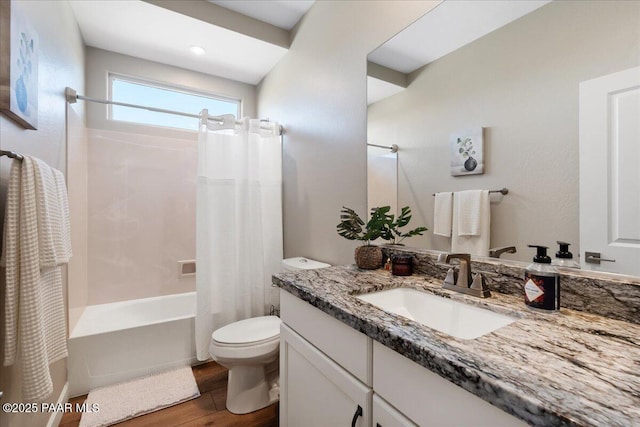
(280, 289), (372, 385)
(373, 341), (526, 427)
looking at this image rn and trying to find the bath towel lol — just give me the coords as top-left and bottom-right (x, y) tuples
(455, 190), (483, 236)
(433, 192), (453, 237)
(33, 158), (72, 266)
(1, 160), (22, 367)
(451, 190), (490, 256)
(2, 156), (71, 402)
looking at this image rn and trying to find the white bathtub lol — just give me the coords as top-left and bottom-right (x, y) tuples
(68, 292), (197, 397)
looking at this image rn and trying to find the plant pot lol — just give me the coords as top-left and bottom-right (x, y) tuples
(354, 245), (383, 270)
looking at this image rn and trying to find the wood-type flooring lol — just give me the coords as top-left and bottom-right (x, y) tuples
(59, 362), (278, 427)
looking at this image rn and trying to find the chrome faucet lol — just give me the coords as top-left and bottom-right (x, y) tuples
(489, 246), (517, 258)
(441, 253), (491, 298)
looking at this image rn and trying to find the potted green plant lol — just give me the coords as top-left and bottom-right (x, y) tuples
(337, 206), (391, 269)
(380, 206), (428, 245)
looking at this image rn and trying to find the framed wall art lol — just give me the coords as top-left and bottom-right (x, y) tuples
(0, 0), (38, 130)
(450, 128), (484, 176)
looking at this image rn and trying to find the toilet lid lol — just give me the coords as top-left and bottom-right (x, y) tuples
(212, 316), (281, 345)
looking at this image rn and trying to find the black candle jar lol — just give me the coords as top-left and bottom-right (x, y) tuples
(391, 254), (413, 276)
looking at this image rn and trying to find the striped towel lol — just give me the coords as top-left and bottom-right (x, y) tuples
(34, 158), (72, 266)
(2, 156), (71, 402)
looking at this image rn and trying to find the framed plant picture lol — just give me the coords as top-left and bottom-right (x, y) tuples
(0, 0), (38, 130)
(450, 128), (484, 176)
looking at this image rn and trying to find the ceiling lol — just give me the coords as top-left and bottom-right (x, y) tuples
(70, 0), (549, 97)
(369, 0), (551, 74)
(208, 1), (314, 30)
(69, 0), (314, 86)
(367, 0), (550, 105)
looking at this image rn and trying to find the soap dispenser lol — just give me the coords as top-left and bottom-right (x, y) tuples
(524, 245), (560, 311)
(552, 241), (580, 269)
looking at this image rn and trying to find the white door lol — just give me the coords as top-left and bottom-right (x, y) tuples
(279, 325), (372, 427)
(579, 66), (640, 275)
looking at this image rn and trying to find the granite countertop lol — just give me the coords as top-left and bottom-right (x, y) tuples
(273, 265), (640, 427)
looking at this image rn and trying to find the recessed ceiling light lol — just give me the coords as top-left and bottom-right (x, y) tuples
(190, 46), (206, 55)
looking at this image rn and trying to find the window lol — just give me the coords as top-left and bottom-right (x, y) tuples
(109, 75), (241, 131)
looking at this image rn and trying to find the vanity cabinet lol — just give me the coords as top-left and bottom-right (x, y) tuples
(280, 290), (372, 427)
(280, 290), (525, 427)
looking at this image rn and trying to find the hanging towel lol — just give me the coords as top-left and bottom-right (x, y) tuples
(455, 190), (483, 236)
(1, 160), (22, 367)
(433, 192), (453, 237)
(2, 156), (71, 402)
(33, 158), (72, 266)
(451, 190), (490, 256)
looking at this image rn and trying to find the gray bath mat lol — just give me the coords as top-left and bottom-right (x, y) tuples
(79, 366), (200, 427)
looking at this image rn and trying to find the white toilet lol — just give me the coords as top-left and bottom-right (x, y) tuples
(208, 257), (330, 414)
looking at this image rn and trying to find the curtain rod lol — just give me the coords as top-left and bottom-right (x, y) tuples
(367, 143), (398, 153)
(64, 87), (285, 133)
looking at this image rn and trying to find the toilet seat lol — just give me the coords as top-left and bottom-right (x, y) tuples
(213, 335), (278, 348)
(212, 315), (281, 345)
(209, 316), (281, 362)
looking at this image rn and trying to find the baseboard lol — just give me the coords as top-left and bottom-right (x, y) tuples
(46, 381), (69, 427)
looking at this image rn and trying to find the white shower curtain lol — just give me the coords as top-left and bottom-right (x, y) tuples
(195, 112), (283, 361)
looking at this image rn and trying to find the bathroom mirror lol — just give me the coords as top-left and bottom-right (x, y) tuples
(366, 0), (640, 276)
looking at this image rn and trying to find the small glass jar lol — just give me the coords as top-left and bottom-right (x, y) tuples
(391, 254), (413, 276)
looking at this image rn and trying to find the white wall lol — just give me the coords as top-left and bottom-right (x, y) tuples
(86, 128), (197, 305)
(368, 0), (640, 262)
(67, 106), (88, 333)
(0, 1), (85, 426)
(258, 0), (441, 266)
(367, 148), (397, 216)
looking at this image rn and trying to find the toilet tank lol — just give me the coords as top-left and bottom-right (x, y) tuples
(282, 257), (331, 272)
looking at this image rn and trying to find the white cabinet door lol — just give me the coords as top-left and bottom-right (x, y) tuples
(373, 394), (418, 427)
(280, 325), (372, 427)
(280, 290), (372, 385)
(579, 66), (640, 275)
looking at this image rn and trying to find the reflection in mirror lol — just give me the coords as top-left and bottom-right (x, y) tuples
(367, 144), (397, 217)
(366, 0), (640, 277)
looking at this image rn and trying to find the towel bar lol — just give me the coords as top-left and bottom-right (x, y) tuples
(0, 150), (24, 161)
(432, 188), (508, 196)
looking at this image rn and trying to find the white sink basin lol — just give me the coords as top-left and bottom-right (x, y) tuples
(356, 288), (516, 340)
